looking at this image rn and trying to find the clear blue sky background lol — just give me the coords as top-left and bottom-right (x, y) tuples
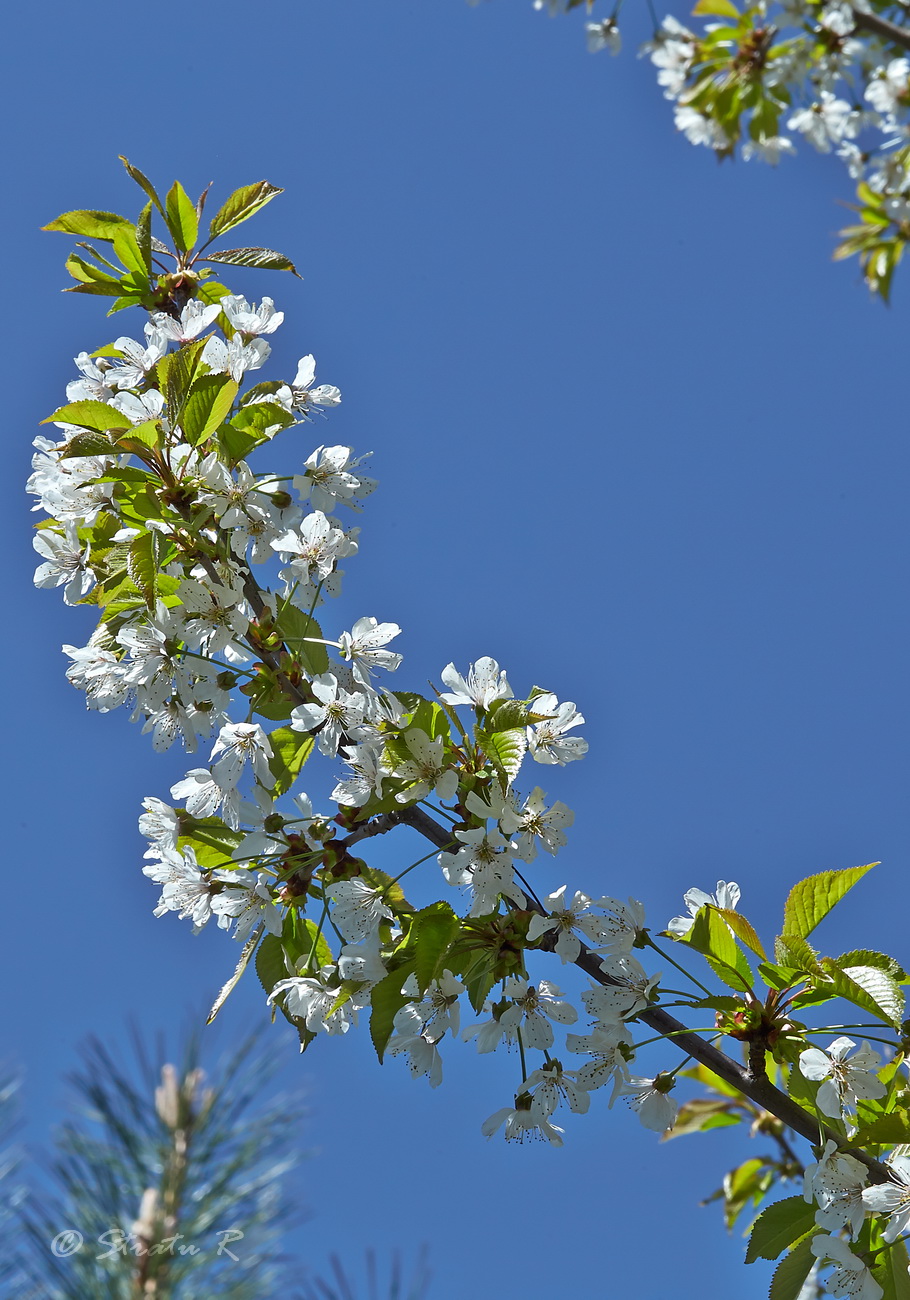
(3, 1), (909, 1296)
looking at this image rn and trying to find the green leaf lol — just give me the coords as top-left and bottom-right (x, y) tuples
(746, 1196), (818, 1264)
(63, 252), (124, 292)
(692, 0), (740, 16)
(406, 902), (460, 995)
(114, 419), (162, 457)
(165, 180), (198, 253)
(836, 950), (910, 985)
(661, 1097), (741, 1140)
(477, 726), (527, 788)
(107, 295), (144, 315)
(680, 1062), (748, 1099)
(43, 209), (132, 241)
(228, 399), (294, 439)
(774, 933), (824, 974)
(683, 906), (753, 993)
(872, 1239), (910, 1300)
(205, 246), (300, 275)
(127, 531), (160, 608)
(721, 1157), (773, 1230)
(136, 201), (153, 274)
(295, 917), (335, 972)
(112, 224), (151, 283)
(42, 400), (131, 433)
(484, 698), (529, 732)
(768, 1236), (817, 1300)
(274, 605), (330, 677)
(851, 1112), (910, 1147)
(267, 727), (315, 796)
(161, 337), (208, 424)
(781, 864), (876, 941)
(255, 933), (289, 996)
(759, 962), (802, 991)
(207, 924), (262, 1023)
(177, 817), (243, 870)
(817, 958), (904, 1026)
(216, 422), (260, 467)
(119, 156), (165, 215)
(182, 375), (238, 445)
(208, 180), (284, 239)
(370, 962), (416, 1062)
(714, 907), (767, 959)
(59, 430), (116, 458)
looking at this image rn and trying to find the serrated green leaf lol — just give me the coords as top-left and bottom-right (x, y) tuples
(774, 933), (824, 974)
(477, 726), (526, 787)
(216, 422), (260, 467)
(683, 906), (753, 992)
(114, 419), (162, 457)
(817, 959), (904, 1026)
(205, 246), (300, 275)
(745, 1196), (818, 1264)
(872, 1238), (910, 1300)
(43, 209), (132, 241)
(404, 902), (460, 995)
(768, 1235), (817, 1300)
(42, 400), (131, 433)
(836, 950), (910, 985)
(485, 698), (529, 731)
(714, 907), (767, 959)
(162, 338), (208, 426)
(267, 727), (315, 796)
(112, 224), (151, 281)
(59, 430), (116, 458)
(759, 962), (801, 991)
(182, 375), (238, 445)
(370, 962), (416, 1062)
(228, 399), (294, 439)
(127, 531), (160, 608)
(781, 865), (876, 942)
(63, 252), (124, 290)
(851, 1112), (910, 1147)
(208, 180), (284, 239)
(136, 201), (153, 274)
(119, 156), (165, 215)
(165, 180), (198, 253)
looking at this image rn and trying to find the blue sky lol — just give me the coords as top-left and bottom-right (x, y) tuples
(3, 1), (910, 1296)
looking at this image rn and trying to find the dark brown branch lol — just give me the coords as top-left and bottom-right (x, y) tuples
(852, 6), (910, 52)
(397, 805), (892, 1184)
(227, 566), (890, 1182)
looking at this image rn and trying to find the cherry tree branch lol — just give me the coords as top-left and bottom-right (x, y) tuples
(851, 6), (910, 51)
(226, 566), (891, 1182)
(398, 806), (892, 1183)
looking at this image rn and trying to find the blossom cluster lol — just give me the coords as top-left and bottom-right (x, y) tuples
(521, 0), (910, 297)
(35, 172), (910, 1296)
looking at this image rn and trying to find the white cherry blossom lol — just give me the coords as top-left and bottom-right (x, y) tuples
(809, 1236), (883, 1300)
(667, 880), (741, 937)
(526, 693), (588, 764)
(799, 1037), (886, 1120)
(439, 657), (512, 710)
